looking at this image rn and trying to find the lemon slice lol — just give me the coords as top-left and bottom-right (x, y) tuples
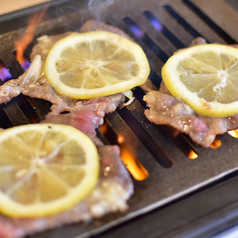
(162, 44), (238, 117)
(0, 124), (99, 218)
(45, 31), (150, 99)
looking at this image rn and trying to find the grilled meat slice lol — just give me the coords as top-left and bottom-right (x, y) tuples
(0, 20), (131, 116)
(0, 20), (135, 238)
(0, 143), (133, 238)
(143, 37), (238, 148)
(144, 89), (228, 148)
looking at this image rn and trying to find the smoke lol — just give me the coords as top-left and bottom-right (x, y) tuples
(88, 0), (115, 11)
(87, 0), (120, 23)
(54, 0), (126, 31)
(55, 5), (84, 31)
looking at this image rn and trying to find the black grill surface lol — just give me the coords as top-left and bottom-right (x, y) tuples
(0, 0), (238, 237)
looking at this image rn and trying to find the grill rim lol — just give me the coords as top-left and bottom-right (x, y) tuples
(94, 170), (238, 238)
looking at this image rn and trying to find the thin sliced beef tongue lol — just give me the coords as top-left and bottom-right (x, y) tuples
(42, 112), (102, 145)
(0, 98), (133, 238)
(0, 99), (134, 238)
(0, 20), (151, 112)
(0, 144), (133, 238)
(0, 20), (135, 238)
(41, 111), (103, 146)
(0, 55), (125, 116)
(189, 36), (238, 48)
(189, 37), (207, 46)
(41, 92), (125, 139)
(143, 89), (232, 148)
(143, 37), (238, 148)
(30, 32), (72, 61)
(0, 21), (128, 116)
(144, 90), (209, 148)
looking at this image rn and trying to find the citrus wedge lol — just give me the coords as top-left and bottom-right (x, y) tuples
(0, 124), (99, 218)
(45, 31), (150, 99)
(162, 44), (238, 117)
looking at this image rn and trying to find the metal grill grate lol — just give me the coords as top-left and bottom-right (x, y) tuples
(0, 0), (238, 237)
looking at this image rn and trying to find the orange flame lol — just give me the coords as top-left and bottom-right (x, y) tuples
(228, 129), (238, 138)
(188, 150), (198, 159)
(117, 136), (124, 144)
(170, 128), (180, 138)
(98, 124), (107, 135)
(120, 144), (149, 181)
(98, 125), (149, 181)
(15, 8), (47, 65)
(210, 138), (222, 149)
(117, 136), (148, 181)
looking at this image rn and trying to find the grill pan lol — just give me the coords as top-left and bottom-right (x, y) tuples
(1, 0), (238, 237)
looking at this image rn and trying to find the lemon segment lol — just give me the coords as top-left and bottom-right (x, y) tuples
(162, 44), (238, 117)
(0, 124), (99, 218)
(45, 31), (150, 99)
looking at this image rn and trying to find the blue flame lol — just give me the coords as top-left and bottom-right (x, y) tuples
(129, 25), (144, 38)
(0, 65), (12, 82)
(148, 16), (163, 32)
(20, 59), (31, 71)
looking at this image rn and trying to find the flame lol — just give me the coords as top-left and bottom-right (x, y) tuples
(170, 128), (180, 138)
(98, 124), (148, 180)
(18, 57), (31, 71)
(14, 8), (47, 68)
(98, 124), (107, 135)
(167, 127), (198, 159)
(118, 136), (148, 181)
(188, 150), (198, 159)
(120, 144), (149, 181)
(228, 129), (238, 138)
(117, 136), (124, 144)
(0, 62), (12, 82)
(210, 138), (222, 149)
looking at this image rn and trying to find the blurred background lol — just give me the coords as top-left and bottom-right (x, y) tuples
(0, 0), (51, 15)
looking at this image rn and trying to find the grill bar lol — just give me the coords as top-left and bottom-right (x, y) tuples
(0, 0), (238, 237)
(2, 99), (30, 125)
